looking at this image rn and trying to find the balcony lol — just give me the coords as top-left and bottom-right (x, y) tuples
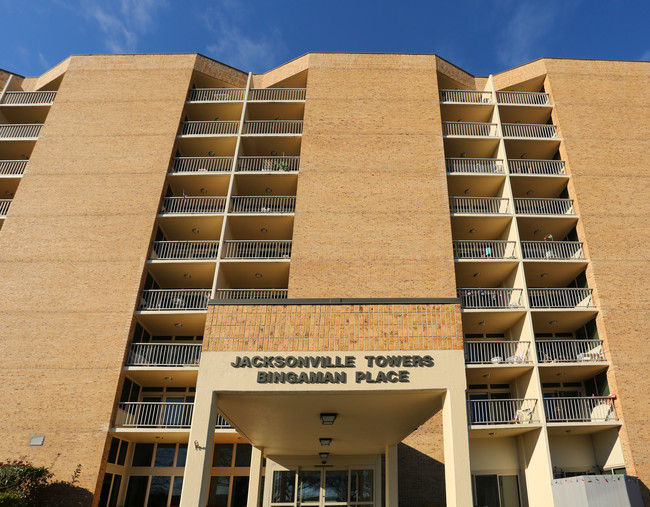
(446, 158), (504, 174)
(171, 156), (232, 173)
(496, 91), (550, 106)
(528, 288), (594, 308)
(458, 288), (524, 309)
(214, 289), (288, 300)
(442, 121), (498, 137)
(151, 241), (220, 260)
(521, 241), (584, 260)
(514, 198), (574, 215)
(230, 195), (295, 214)
(502, 123), (558, 139)
(0, 199), (10, 217)
(449, 197), (510, 214)
(0, 160), (27, 176)
(536, 340), (605, 363)
(181, 121), (239, 136)
(248, 88), (306, 101)
(439, 89), (492, 104)
(508, 159), (565, 175)
(187, 88), (245, 102)
(0, 124), (42, 140)
(114, 402), (232, 429)
(544, 397), (617, 423)
(1, 91), (56, 105)
(221, 240), (292, 259)
(453, 240), (517, 259)
(160, 196), (226, 214)
(126, 343), (202, 367)
(465, 341), (531, 365)
(236, 156), (300, 172)
(242, 120), (303, 135)
(468, 398), (539, 425)
(139, 289), (211, 311)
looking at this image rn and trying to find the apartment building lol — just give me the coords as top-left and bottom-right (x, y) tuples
(0, 53), (648, 507)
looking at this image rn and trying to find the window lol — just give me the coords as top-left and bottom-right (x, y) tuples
(133, 443), (155, 467)
(213, 444), (234, 467)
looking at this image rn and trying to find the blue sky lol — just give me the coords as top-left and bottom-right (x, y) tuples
(1, 0), (649, 77)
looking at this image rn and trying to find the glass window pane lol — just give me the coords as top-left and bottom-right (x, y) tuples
(98, 473), (112, 507)
(170, 476), (183, 507)
(124, 476), (149, 507)
(212, 444), (233, 467)
(109, 475), (121, 507)
(108, 438), (120, 464)
(351, 469), (373, 502)
(117, 441), (128, 466)
(176, 444), (187, 467)
(208, 476), (230, 507)
(499, 475), (521, 507)
(324, 470), (347, 503)
(147, 476), (171, 507)
(298, 471), (320, 503)
(132, 443), (154, 467)
(272, 470), (295, 503)
(154, 444), (176, 467)
(231, 476), (250, 507)
(234, 443), (252, 467)
(475, 475), (499, 507)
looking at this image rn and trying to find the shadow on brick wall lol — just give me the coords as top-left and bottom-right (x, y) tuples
(32, 482), (94, 507)
(398, 443), (446, 507)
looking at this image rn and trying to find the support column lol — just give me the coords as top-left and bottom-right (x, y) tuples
(442, 388), (473, 506)
(385, 444), (399, 507)
(180, 389), (218, 507)
(247, 446), (264, 507)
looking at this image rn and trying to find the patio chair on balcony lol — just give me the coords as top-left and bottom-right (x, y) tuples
(514, 408), (534, 424)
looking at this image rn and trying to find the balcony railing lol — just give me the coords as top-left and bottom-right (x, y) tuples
(442, 121), (498, 137)
(468, 398), (539, 425)
(230, 195), (295, 214)
(508, 159), (565, 175)
(0, 160), (28, 176)
(0, 199), (11, 216)
(139, 289), (211, 311)
(236, 156), (300, 172)
(243, 120), (303, 135)
(161, 196), (227, 214)
(536, 340), (605, 363)
(521, 241), (584, 260)
(446, 158), (504, 174)
(514, 198), (574, 215)
(1, 90), (56, 105)
(172, 157), (232, 173)
(127, 343), (202, 367)
(449, 197), (510, 214)
(502, 123), (558, 139)
(496, 91), (550, 106)
(453, 240), (517, 259)
(221, 240), (292, 259)
(528, 288), (594, 308)
(544, 397), (617, 423)
(0, 124), (42, 139)
(465, 341), (531, 364)
(248, 88), (306, 101)
(214, 289), (288, 300)
(187, 88), (245, 102)
(151, 241), (220, 260)
(458, 288), (524, 309)
(115, 402), (231, 429)
(181, 121), (239, 136)
(439, 89), (493, 104)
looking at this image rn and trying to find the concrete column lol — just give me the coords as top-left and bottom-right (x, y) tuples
(442, 388), (473, 506)
(180, 390), (218, 507)
(385, 444), (399, 507)
(247, 446), (264, 507)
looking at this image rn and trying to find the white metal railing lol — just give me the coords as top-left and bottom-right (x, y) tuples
(236, 156), (300, 172)
(222, 240), (292, 259)
(453, 240), (517, 259)
(248, 88), (306, 101)
(187, 88), (245, 102)
(458, 288), (524, 309)
(139, 289), (211, 310)
(521, 241), (584, 260)
(230, 195), (295, 213)
(449, 197), (510, 214)
(496, 91), (550, 106)
(446, 158), (504, 174)
(514, 198), (574, 215)
(0, 124), (42, 139)
(502, 123), (558, 139)
(0, 160), (28, 176)
(127, 343), (202, 366)
(439, 89), (493, 104)
(161, 196), (226, 214)
(172, 157), (232, 173)
(151, 241), (219, 260)
(181, 121), (239, 136)
(528, 288), (594, 308)
(465, 341), (531, 364)
(243, 120), (303, 135)
(508, 159), (565, 175)
(0, 199), (11, 216)
(536, 340), (605, 363)
(468, 399), (538, 425)
(544, 397), (617, 423)
(115, 402), (194, 428)
(214, 289), (288, 300)
(442, 122), (498, 137)
(1, 90), (56, 105)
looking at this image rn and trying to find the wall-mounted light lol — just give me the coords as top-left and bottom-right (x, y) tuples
(320, 413), (337, 425)
(319, 438), (332, 446)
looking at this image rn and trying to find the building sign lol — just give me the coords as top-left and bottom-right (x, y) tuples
(230, 354), (435, 384)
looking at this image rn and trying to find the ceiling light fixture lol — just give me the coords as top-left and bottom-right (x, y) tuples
(541, 273), (548, 278)
(526, 190), (534, 196)
(320, 413), (337, 425)
(175, 323), (183, 328)
(261, 228), (268, 233)
(533, 229), (542, 235)
(549, 320), (558, 325)
(200, 188), (207, 194)
(478, 321), (486, 326)
(265, 187), (273, 194)
(164, 377), (173, 381)
(255, 273), (263, 278)
(192, 228), (200, 234)
(208, 151), (215, 157)
(464, 188), (471, 195)
(184, 273), (192, 279)
(319, 452), (329, 460)
(469, 228), (477, 234)
(319, 438), (332, 446)
(271, 150), (278, 156)
(473, 273), (480, 278)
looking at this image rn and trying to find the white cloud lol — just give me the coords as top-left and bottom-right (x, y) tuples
(640, 49), (650, 61)
(38, 52), (50, 71)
